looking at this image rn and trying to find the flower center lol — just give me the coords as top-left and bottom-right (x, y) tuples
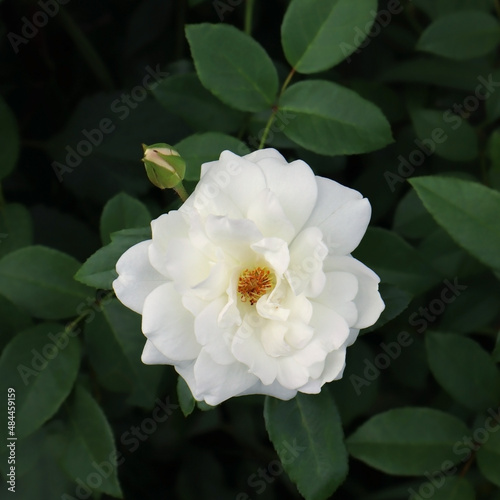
(237, 267), (273, 305)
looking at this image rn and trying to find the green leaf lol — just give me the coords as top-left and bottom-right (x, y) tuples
(8, 443), (73, 499)
(0, 204), (33, 259)
(281, 0), (378, 73)
(0, 246), (93, 319)
(31, 206), (99, 263)
(418, 228), (485, 279)
(152, 73), (244, 133)
(352, 227), (440, 295)
(487, 128), (500, 189)
(85, 298), (165, 409)
(363, 284), (413, 333)
(175, 132), (250, 181)
(477, 417), (500, 487)
(279, 80), (393, 156)
(494, 332), (500, 363)
(393, 189), (438, 240)
(48, 96), (189, 204)
(417, 11), (500, 60)
(61, 385), (123, 498)
(409, 477), (475, 500)
(425, 332), (500, 412)
(0, 323), (80, 439)
(438, 276), (500, 334)
(409, 108), (478, 162)
(264, 392), (348, 500)
(176, 447), (231, 498)
(380, 57), (492, 92)
(330, 340), (379, 425)
(75, 227), (150, 289)
(177, 376), (196, 417)
(0, 295), (33, 352)
(91, 299), (164, 408)
(0, 95), (20, 180)
(350, 80), (406, 124)
(414, 0), (495, 19)
(410, 176), (500, 271)
(185, 23), (279, 112)
(388, 334), (429, 391)
(346, 407), (470, 475)
(196, 400), (216, 412)
(0, 425), (53, 479)
(100, 192), (151, 245)
(84, 307), (136, 394)
(486, 79), (500, 125)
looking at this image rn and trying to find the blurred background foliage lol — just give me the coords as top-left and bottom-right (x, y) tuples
(0, 0), (500, 499)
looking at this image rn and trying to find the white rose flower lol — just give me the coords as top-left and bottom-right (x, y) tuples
(113, 148), (384, 405)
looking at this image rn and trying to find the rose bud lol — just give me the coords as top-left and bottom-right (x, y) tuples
(142, 143), (186, 189)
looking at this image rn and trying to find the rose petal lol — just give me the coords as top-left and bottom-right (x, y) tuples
(205, 215), (262, 263)
(193, 350), (257, 405)
(251, 237), (290, 276)
(313, 271), (359, 327)
(142, 282), (200, 361)
(286, 227), (327, 296)
(240, 379), (297, 400)
(231, 316), (279, 385)
(257, 157), (318, 234)
(194, 297), (235, 365)
(260, 321), (291, 357)
(246, 189), (296, 243)
(321, 198), (371, 255)
(276, 357), (310, 389)
(142, 340), (190, 368)
(243, 148), (288, 164)
(113, 240), (166, 314)
(149, 211), (212, 288)
(305, 177), (371, 255)
(324, 256), (384, 329)
(309, 302), (350, 352)
(298, 349), (347, 393)
(197, 150), (268, 216)
(284, 322), (314, 350)
(306, 176), (364, 226)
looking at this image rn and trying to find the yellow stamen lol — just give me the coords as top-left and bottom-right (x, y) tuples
(237, 267), (273, 305)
